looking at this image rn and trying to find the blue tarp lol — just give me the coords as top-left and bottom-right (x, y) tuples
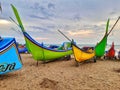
(18, 47), (28, 53)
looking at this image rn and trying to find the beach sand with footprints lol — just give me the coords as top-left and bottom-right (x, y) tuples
(1, 54), (120, 90)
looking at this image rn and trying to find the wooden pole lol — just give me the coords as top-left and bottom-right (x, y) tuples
(107, 16), (120, 36)
(58, 29), (71, 42)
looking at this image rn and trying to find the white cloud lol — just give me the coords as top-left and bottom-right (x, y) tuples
(0, 19), (11, 24)
(0, 0), (120, 44)
(68, 30), (94, 36)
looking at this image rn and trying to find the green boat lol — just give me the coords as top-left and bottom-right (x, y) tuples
(95, 16), (120, 57)
(94, 19), (109, 57)
(11, 4), (73, 62)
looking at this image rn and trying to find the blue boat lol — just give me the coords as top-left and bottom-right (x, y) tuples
(0, 37), (22, 75)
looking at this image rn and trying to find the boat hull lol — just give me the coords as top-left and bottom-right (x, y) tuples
(72, 44), (95, 62)
(0, 38), (22, 75)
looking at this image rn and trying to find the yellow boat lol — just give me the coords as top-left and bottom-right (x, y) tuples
(58, 30), (96, 66)
(72, 44), (95, 63)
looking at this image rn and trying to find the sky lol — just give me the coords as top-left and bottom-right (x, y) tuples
(0, 0), (120, 45)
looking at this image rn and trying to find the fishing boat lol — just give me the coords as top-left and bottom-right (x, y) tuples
(94, 19), (109, 57)
(58, 30), (96, 66)
(11, 4), (73, 63)
(0, 37), (22, 75)
(104, 42), (115, 59)
(95, 16), (120, 58)
(72, 42), (95, 64)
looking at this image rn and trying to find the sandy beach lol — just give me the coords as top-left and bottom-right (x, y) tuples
(1, 54), (120, 90)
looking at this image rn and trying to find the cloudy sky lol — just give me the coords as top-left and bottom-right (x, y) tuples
(0, 0), (120, 45)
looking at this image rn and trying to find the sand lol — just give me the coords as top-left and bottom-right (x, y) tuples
(1, 54), (120, 90)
